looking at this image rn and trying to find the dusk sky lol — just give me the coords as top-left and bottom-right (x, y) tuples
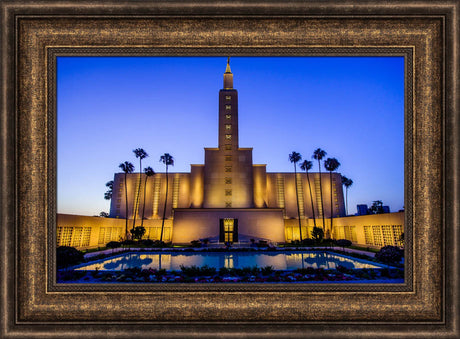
(57, 56), (404, 216)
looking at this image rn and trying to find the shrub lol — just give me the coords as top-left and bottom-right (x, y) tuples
(301, 238), (315, 246)
(375, 245), (404, 265)
(190, 240), (201, 248)
(336, 265), (351, 274)
(311, 227), (324, 243)
(294, 267), (315, 274)
(241, 266), (260, 275)
(122, 239), (135, 246)
(322, 238), (334, 247)
(179, 265), (198, 276)
(57, 270), (86, 281)
(56, 246), (84, 269)
(335, 239), (352, 251)
(142, 239), (154, 247)
(218, 267), (231, 276)
(258, 240), (268, 247)
(125, 267), (142, 275)
(261, 266), (274, 275)
(180, 265), (216, 277)
(153, 240), (166, 247)
(106, 241), (121, 249)
(130, 226), (146, 241)
(199, 265), (217, 276)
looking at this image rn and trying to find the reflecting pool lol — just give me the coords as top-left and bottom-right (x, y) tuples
(74, 251), (384, 271)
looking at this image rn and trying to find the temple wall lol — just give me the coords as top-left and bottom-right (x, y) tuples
(57, 214), (173, 249)
(110, 172), (191, 219)
(172, 208), (285, 244)
(284, 212), (404, 248)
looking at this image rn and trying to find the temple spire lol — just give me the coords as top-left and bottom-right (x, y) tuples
(223, 57), (233, 89)
(225, 57), (232, 73)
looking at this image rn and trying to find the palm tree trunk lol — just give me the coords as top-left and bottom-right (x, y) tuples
(132, 159), (142, 232)
(140, 174), (148, 228)
(160, 166), (168, 242)
(124, 173), (129, 240)
(318, 160), (325, 230)
(294, 165), (302, 241)
(329, 171), (333, 239)
(346, 187), (348, 216)
(306, 171), (316, 229)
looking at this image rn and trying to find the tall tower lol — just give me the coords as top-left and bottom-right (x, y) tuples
(203, 58), (254, 208)
(218, 57), (239, 149)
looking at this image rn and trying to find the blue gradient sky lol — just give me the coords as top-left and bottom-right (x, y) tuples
(57, 56), (404, 216)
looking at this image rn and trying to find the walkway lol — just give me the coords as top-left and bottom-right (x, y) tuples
(83, 245), (376, 259)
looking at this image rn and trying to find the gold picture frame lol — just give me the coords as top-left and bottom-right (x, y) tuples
(1, 1), (458, 337)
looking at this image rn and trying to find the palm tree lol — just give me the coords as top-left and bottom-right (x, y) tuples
(289, 151), (303, 241)
(140, 166), (155, 228)
(104, 180), (113, 200)
(132, 148), (148, 232)
(312, 148), (327, 230)
(300, 160), (317, 230)
(119, 161), (134, 239)
(159, 153), (174, 243)
(341, 175), (353, 216)
(324, 157), (340, 239)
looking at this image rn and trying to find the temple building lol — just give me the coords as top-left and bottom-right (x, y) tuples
(57, 59), (404, 249)
(109, 58), (345, 244)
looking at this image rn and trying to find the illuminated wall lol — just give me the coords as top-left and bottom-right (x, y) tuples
(266, 172), (345, 219)
(57, 211), (404, 250)
(57, 214), (172, 249)
(110, 172), (190, 220)
(172, 208), (285, 244)
(284, 212), (404, 248)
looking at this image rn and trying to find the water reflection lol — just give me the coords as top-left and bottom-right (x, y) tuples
(75, 251), (381, 271)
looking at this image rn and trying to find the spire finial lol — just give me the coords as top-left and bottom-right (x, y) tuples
(225, 56), (232, 73)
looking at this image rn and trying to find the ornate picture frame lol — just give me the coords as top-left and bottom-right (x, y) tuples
(1, 1), (458, 337)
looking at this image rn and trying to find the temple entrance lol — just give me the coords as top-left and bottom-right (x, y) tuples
(219, 218), (238, 243)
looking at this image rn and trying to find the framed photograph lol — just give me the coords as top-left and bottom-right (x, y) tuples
(55, 55), (406, 286)
(1, 1), (458, 338)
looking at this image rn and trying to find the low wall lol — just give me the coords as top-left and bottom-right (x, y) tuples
(284, 212), (404, 248)
(57, 214), (173, 249)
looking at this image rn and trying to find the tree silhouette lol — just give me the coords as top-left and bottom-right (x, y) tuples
(140, 166), (155, 229)
(324, 157), (340, 239)
(300, 160), (317, 231)
(104, 180), (113, 200)
(289, 151), (303, 241)
(119, 161), (134, 239)
(369, 200), (384, 214)
(341, 175), (353, 216)
(312, 148), (327, 231)
(311, 226), (324, 243)
(130, 226), (146, 242)
(159, 153), (174, 242)
(132, 148), (148, 233)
